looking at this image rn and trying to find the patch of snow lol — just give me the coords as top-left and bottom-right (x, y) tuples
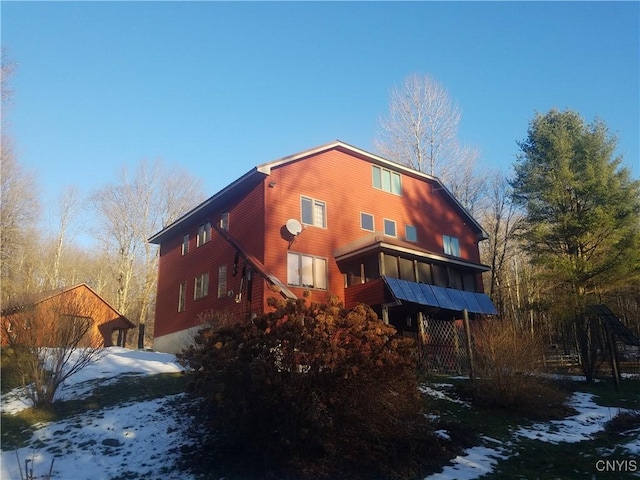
(516, 392), (620, 443)
(425, 445), (508, 480)
(622, 430), (640, 457)
(1, 348), (193, 480)
(420, 384), (469, 406)
(0, 347), (184, 415)
(423, 384), (640, 480)
(1, 395), (196, 480)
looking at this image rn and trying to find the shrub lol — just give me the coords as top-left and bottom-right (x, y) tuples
(605, 410), (640, 435)
(468, 318), (569, 419)
(180, 296), (445, 479)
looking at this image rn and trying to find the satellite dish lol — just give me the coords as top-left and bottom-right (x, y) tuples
(285, 218), (303, 236)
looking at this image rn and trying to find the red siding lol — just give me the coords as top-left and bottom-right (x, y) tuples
(262, 149), (482, 306)
(154, 185), (266, 338)
(154, 145), (488, 340)
(344, 278), (387, 309)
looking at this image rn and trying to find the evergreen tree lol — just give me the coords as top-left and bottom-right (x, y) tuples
(512, 109), (640, 298)
(511, 109), (640, 380)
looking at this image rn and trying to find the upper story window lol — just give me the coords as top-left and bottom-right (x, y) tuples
(219, 211), (229, 231)
(360, 212), (374, 232)
(197, 222), (212, 247)
(384, 219), (397, 237)
(194, 272), (209, 300)
(372, 165), (401, 195)
(301, 196), (326, 228)
(178, 282), (186, 312)
(443, 235), (461, 257)
(287, 252), (327, 290)
(405, 225), (417, 242)
(182, 234), (189, 255)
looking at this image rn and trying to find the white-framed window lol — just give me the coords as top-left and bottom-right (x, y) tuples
(194, 272), (209, 300)
(197, 222), (212, 247)
(360, 212), (374, 231)
(182, 234), (189, 255)
(287, 252), (327, 290)
(178, 282), (186, 312)
(443, 235), (461, 257)
(405, 225), (417, 242)
(372, 165), (401, 195)
(383, 219), (397, 237)
(301, 196), (326, 228)
(217, 264), (227, 299)
(219, 211), (229, 231)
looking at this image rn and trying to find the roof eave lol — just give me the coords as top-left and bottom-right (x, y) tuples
(148, 167), (265, 245)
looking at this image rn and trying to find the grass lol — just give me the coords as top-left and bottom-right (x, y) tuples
(566, 377), (640, 410)
(486, 429), (640, 479)
(426, 375), (640, 480)
(3, 368), (639, 479)
(1, 372), (190, 450)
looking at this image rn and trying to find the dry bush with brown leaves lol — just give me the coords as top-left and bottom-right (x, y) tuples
(470, 318), (567, 418)
(181, 296), (446, 479)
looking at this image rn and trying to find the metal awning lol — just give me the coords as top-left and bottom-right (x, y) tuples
(383, 276), (497, 315)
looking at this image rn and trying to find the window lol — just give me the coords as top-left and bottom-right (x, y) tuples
(462, 271), (477, 292)
(194, 272), (209, 300)
(372, 165), (401, 195)
(197, 222), (211, 247)
(399, 257), (415, 281)
(301, 197), (326, 227)
(217, 264), (227, 298)
(432, 264), (448, 287)
(182, 235), (189, 255)
(405, 225), (417, 242)
(384, 219), (396, 237)
(287, 252), (327, 289)
(443, 235), (461, 257)
(383, 254), (399, 279)
(360, 212), (374, 231)
(219, 211), (229, 231)
(178, 282), (186, 312)
(417, 262), (432, 284)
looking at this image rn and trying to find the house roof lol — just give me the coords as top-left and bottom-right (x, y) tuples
(1, 283), (135, 329)
(148, 140), (489, 245)
(334, 233), (491, 272)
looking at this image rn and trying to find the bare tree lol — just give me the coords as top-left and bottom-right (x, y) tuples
(1, 293), (103, 408)
(479, 172), (521, 301)
(42, 186), (81, 289)
(375, 73), (487, 213)
(1, 47), (16, 107)
(445, 144), (487, 217)
(1, 142), (40, 304)
(375, 74), (461, 176)
(1, 51), (41, 304)
(90, 159), (204, 347)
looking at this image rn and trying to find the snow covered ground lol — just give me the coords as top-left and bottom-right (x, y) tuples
(1, 349), (639, 480)
(422, 384), (640, 480)
(1, 348), (194, 480)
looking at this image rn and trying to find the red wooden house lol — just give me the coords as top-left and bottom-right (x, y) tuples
(149, 141), (496, 354)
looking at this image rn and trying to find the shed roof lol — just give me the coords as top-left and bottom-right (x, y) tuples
(1, 283), (135, 329)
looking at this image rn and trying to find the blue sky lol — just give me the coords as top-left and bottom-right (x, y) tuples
(3, 1), (639, 215)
